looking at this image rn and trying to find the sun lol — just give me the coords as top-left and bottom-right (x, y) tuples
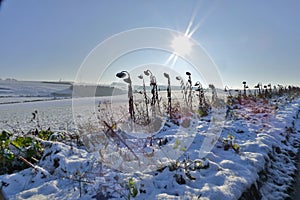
(170, 34), (194, 58)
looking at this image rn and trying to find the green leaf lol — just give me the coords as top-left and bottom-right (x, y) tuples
(38, 130), (53, 140)
(11, 136), (43, 160)
(34, 141), (43, 152)
(129, 178), (135, 187)
(12, 137), (24, 148)
(0, 130), (12, 141)
(5, 151), (14, 160)
(227, 133), (234, 140)
(1, 139), (10, 149)
(131, 187), (138, 197)
(12, 136), (35, 148)
(233, 143), (240, 153)
(173, 139), (180, 149)
(180, 147), (186, 151)
(128, 178), (138, 197)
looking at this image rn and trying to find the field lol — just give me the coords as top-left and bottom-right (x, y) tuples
(1, 80), (300, 199)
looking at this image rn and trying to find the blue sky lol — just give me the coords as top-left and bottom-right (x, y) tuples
(0, 0), (299, 88)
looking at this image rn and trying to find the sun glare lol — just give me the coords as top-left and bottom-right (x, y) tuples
(164, 1), (214, 66)
(170, 34), (194, 58)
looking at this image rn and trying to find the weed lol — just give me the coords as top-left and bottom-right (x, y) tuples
(144, 69), (161, 116)
(116, 71), (135, 121)
(137, 74), (150, 123)
(223, 133), (240, 153)
(173, 139), (180, 149)
(195, 81), (209, 116)
(242, 81), (248, 97)
(126, 178), (138, 199)
(164, 73), (172, 118)
(0, 129), (47, 174)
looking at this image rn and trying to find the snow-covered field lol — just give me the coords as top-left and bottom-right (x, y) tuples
(1, 81), (300, 200)
(0, 80), (72, 99)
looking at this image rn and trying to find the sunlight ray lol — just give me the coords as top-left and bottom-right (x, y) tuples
(170, 55), (178, 67)
(187, 17), (206, 38)
(164, 0), (215, 67)
(185, 1), (202, 36)
(164, 54), (176, 65)
(187, 1), (217, 37)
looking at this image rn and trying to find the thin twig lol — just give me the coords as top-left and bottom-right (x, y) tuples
(103, 121), (140, 163)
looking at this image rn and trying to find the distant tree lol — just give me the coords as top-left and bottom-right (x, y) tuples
(0, 0), (3, 8)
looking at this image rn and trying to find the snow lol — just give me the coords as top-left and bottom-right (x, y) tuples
(0, 80), (72, 99)
(1, 90), (300, 199)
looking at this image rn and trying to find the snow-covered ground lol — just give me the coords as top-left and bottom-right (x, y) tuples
(0, 98), (74, 132)
(1, 94), (300, 199)
(0, 80), (72, 100)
